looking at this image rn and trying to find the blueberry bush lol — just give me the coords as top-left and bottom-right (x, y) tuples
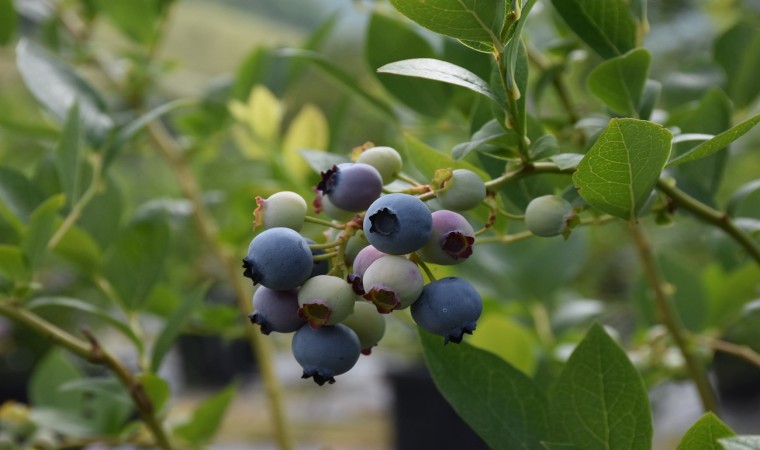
(1, 0), (760, 449)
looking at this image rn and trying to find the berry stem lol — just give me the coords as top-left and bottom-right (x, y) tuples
(699, 336), (760, 370)
(304, 215), (345, 229)
(410, 253), (437, 282)
(397, 173), (424, 187)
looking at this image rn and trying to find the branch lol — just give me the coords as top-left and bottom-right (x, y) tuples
(0, 301), (173, 450)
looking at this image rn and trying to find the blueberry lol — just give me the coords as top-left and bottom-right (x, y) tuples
(362, 255), (424, 313)
(291, 324), (361, 385)
(351, 245), (388, 278)
(242, 227), (313, 290)
(363, 193), (432, 255)
(356, 146), (403, 185)
(298, 275), (357, 328)
(254, 191), (307, 231)
(249, 287), (305, 334)
(316, 163), (383, 212)
(524, 195), (577, 237)
(418, 210), (475, 265)
(411, 277), (482, 344)
(313, 190), (355, 222)
(437, 169), (486, 211)
(341, 301), (386, 355)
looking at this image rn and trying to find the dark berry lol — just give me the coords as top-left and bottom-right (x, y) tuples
(411, 277), (482, 344)
(291, 324), (361, 385)
(363, 193), (432, 255)
(242, 227), (313, 290)
(316, 163), (383, 212)
(418, 210), (475, 265)
(249, 287), (305, 334)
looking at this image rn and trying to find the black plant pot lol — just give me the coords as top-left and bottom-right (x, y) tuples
(387, 364), (488, 450)
(177, 334), (257, 388)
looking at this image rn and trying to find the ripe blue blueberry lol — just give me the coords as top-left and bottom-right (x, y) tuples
(291, 323), (361, 385)
(254, 191), (307, 231)
(298, 275), (356, 328)
(362, 255), (424, 313)
(355, 146), (403, 185)
(249, 287), (305, 334)
(242, 227), (313, 290)
(316, 163), (383, 212)
(524, 195), (577, 237)
(411, 277), (482, 344)
(436, 169), (486, 211)
(418, 210), (475, 265)
(341, 301), (386, 355)
(363, 193), (432, 255)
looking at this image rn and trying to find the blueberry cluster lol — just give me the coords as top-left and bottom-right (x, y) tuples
(242, 145), (485, 385)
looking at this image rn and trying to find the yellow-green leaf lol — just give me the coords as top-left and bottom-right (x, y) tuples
(282, 104), (329, 180)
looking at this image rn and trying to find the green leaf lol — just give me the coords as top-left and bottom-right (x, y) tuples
(150, 286), (207, 372)
(0, 0), (17, 45)
(378, 58), (505, 109)
(419, 330), (549, 449)
(95, 0), (160, 44)
(638, 79), (661, 121)
(549, 323), (652, 449)
(404, 133), (488, 181)
(137, 373), (171, 416)
(714, 21), (760, 108)
(21, 194), (65, 269)
(30, 350), (84, 412)
(104, 215), (170, 310)
(573, 118), (672, 220)
(587, 48), (651, 117)
(719, 436), (760, 450)
(549, 0), (636, 59)
(666, 113), (760, 167)
(550, 153), (584, 170)
(542, 444), (582, 450)
(531, 134), (559, 160)
(390, 0), (505, 44)
(728, 179), (760, 217)
(0, 166), (45, 232)
(0, 245), (29, 283)
(467, 313), (539, 376)
(298, 149), (349, 174)
(55, 103), (84, 207)
(282, 104), (329, 181)
(59, 378), (131, 406)
(677, 412), (735, 450)
(275, 48), (395, 121)
(59, 377), (132, 434)
(26, 296), (142, 352)
(16, 39), (113, 145)
(52, 225), (102, 273)
(103, 98), (195, 170)
(173, 383), (237, 447)
(452, 119), (518, 161)
(367, 13), (451, 117)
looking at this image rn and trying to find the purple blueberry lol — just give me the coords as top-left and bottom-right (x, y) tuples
(316, 163), (383, 212)
(297, 275), (356, 328)
(291, 323), (361, 385)
(352, 245), (388, 278)
(362, 255), (424, 313)
(249, 287), (305, 334)
(437, 169), (486, 211)
(411, 277), (482, 344)
(418, 210), (475, 265)
(363, 193), (432, 255)
(242, 228), (313, 290)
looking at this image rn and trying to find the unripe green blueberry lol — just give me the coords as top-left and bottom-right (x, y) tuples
(298, 275), (357, 328)
(362, 255), (424, 313)
(524, 195), (577, 237)
(356, 146), (403, 185)
(254, 191), (307, 231)
(437, 169), (486, 211)
(341, 301), (386, 355)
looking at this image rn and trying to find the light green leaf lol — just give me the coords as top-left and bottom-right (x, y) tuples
(173, 383), (237, 447)
(404, 133), (488, 180)
(452, 119), (519, 161)
(390, 0), (505, 44)
(719, 436), (760, 450)
(282, 104), (329, 181)
(468, 313), (538, 376)
(0, 245), (29, 283)
(549, 323), (652, 449)
(21, 194), (65, 269)
(150, 286), (207, 372)
(0, 0), (17, 45)
(55, 103), (84, 206)
(59, 378), (131, 406)
(677, 412), (734, 450)
(367, 12), (451, 117)
(298, 149), (349, 174)
(16, 39), (113, 145)
(666, 113), (760, 167)
(30, 350), (84, 412)
(104, 215), (170, 310)
(550, 153), (584, 170)
(587, 48), (651, 117)
(549, 0), (636, 59)
(638, 79), (661, 121)
(728, 180), (760, 217)
(95, 0), (161, 44)
(714, 21), (760, 108)
(275, 48), (395, 121)
(26, 296), (142, 351)
(378, 58), (505, 108)
(137, 373), (171, 416)
(420, 329), (549, 450)
(0, 166), (44, 232)
(52, 225), (102, 273)
(573, 118), (672, 220)
(531, 134), (559, 160)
